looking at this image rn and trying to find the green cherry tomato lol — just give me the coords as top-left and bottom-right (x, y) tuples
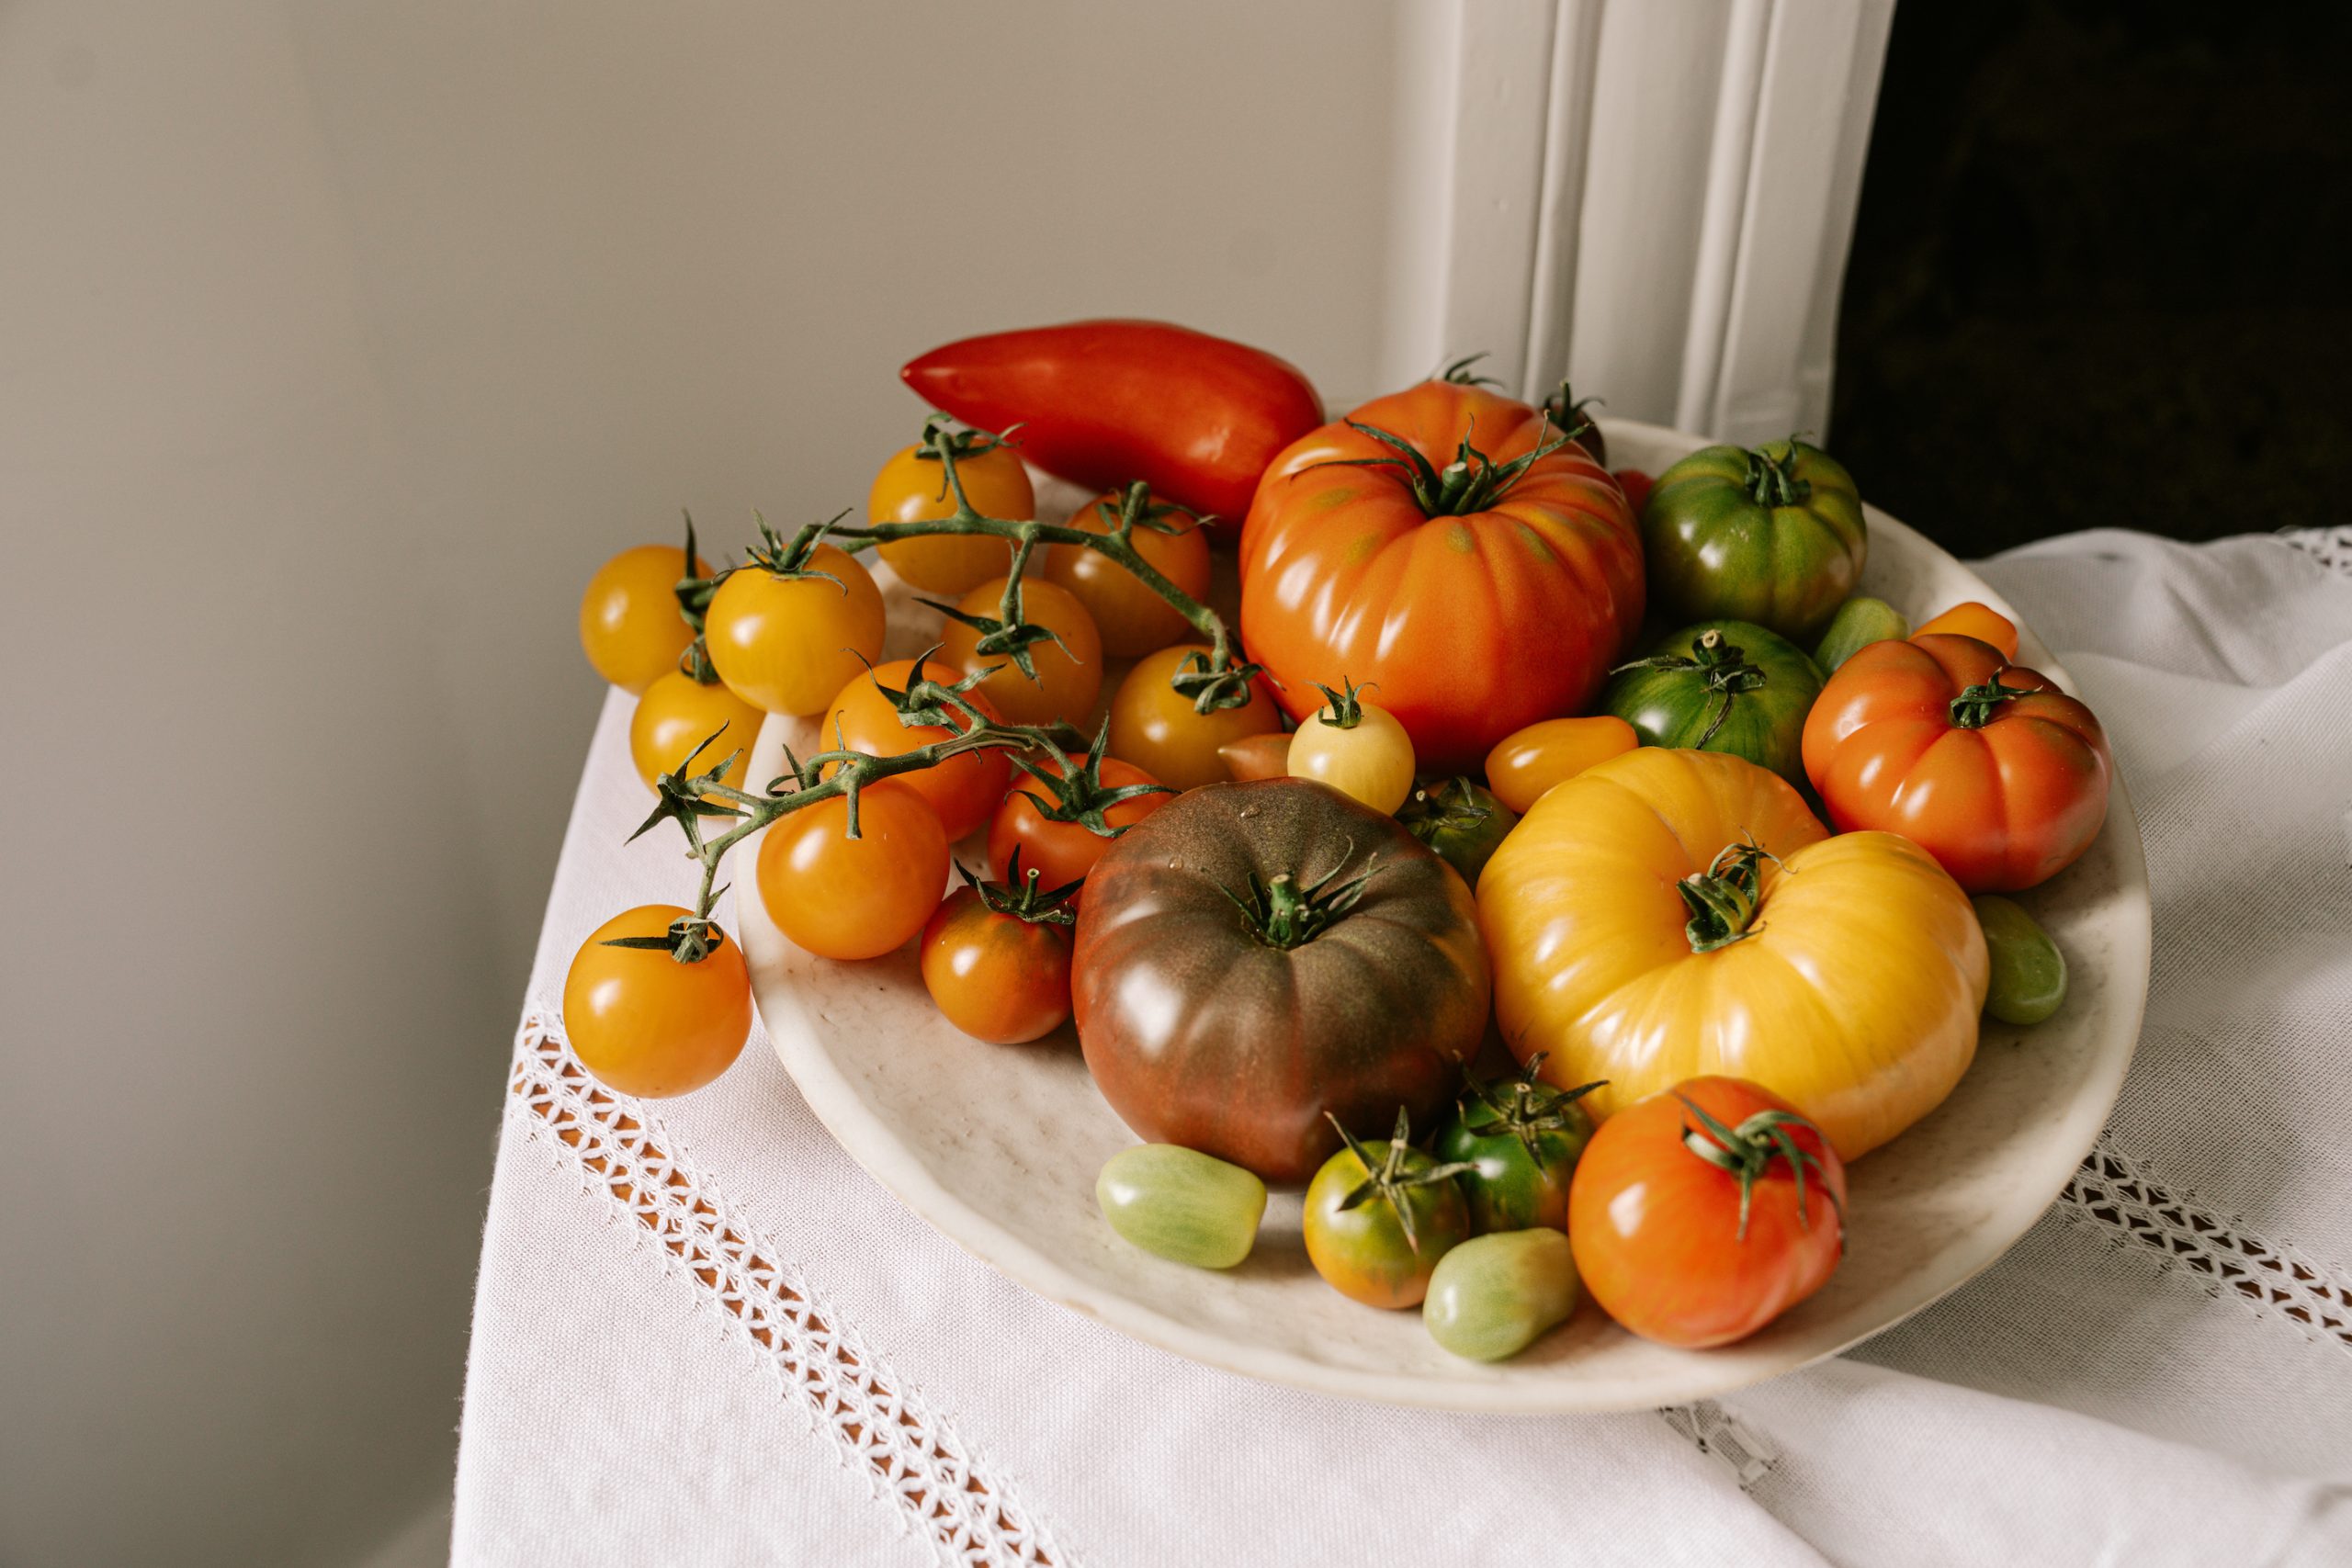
(1302, 1111), (1473, 1309)
(1812, 594), (1911, 672)
(1973, 895), (2068, 1025)
(1434, 1062), (1600, 1233)
(1601, 619), (1826, 786)
(1423, 1229), (1582, 1361)
(1396, 777), (1519, 889)
(1096, 1145), (1269, 1269)
(1641, 439), (1866, 645)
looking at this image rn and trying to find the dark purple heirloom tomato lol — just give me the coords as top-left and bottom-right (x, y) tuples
(1071, 778), (1491, 1185)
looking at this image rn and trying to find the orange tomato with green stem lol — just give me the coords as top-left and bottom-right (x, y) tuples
(580, 539), (708, 693)
(756, 780), (949, 960)
(1045, 490), (1214, 657)
(562, 905), (752, 1098)
(705, 520), (887, 716)
(868, 418), (1035, 594)
(1106, 644), (1284, 792)
(987, 731), (1170, 899)
(919, 859), (1079, 1043)
(935, 575), (1103, 728)
(820, 655), (1011, 840)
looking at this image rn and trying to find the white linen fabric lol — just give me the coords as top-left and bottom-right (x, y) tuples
(454, 529), (2352, 1567)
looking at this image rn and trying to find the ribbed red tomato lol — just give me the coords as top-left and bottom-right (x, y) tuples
(1238, 381), (1645, 772)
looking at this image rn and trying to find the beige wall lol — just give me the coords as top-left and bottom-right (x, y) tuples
(0, 4), (1398, 1562)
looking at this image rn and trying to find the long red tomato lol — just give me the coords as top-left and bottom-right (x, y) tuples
(1568, 1077), (1846, 1348)
(1802, 633), (2111, 892)
(1238, 381), (1645, 772)
(900, 321), (1323, 528)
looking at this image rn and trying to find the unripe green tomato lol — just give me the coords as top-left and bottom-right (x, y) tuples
(1973, 895), (2068, 1025)
(1434, 1101), (1590, 1233)
(1812, 594), (1910, 672)
(1423, 1229), (1582, 1361)
(1096, 1145), (1268, 1269)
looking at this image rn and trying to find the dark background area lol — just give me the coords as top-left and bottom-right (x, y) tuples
(1831, 1), (2350, 556)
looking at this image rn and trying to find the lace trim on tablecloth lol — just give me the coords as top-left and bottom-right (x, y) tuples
(2279, 525), (2352, 577)
(508, 1012), (1069, 1568)
(2059, 1141), (2352, 1353)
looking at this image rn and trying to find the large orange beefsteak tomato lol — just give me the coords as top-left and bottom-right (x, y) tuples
(1238, 382), (1645, 772)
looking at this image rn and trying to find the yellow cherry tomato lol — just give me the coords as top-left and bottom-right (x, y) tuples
(820, 655), (1010, 841)
(1912, 600), (2020, 661)
(561, 904), (752, 1098)
(869, 439), (1035, 595)
(1107, 644), (1284, 793)
(704, 543), (887, 716)
(1482, 715), (1639, 815)
(1044, 492), (1215, 658)
(937, 576), (1103, 727)
(1286, 684), (1415, 814)
(630, 670), (767, 805)
(755, 781), (950, 960)
(580, 543), (707, 694)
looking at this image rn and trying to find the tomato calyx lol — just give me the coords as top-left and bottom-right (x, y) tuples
(628, 722), (754, 845)
(1224, 851), (1381, 950)
(1610, 627), (1769, 748)
(1006, 718), (1172, 838)
(1326, 1108), (1477, 1254)
(1674, 1092), (1842, 1242)
(1948, 676), (2038, 729)
(1309, 415), (1583, 520)
(1437, 351), (1505, 389)
(601, 911), (731, 965)
(1458, 1052), (1605, 1167)
(957, 851), (1080, 928)
(1742, 441), (1815, 509)
(1308, 676), (1375, 730)
(1080, 484), (1204, 540)
(741, 509), (859, 592)
(1678, 839), (1783, 954)
(1396, 776), (1494, 840)
(910, 412), (1023, 472)
(860, 645), (999, 736)
(670, 510), (727, 684)
(1538, 379), (1603, 447)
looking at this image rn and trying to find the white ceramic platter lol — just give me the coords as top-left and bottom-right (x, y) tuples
(738, 417), (2151, 1413)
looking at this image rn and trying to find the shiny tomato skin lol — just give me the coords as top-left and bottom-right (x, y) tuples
(1044, 492), (1215, 657)
(628, 670), (767, 802)
(937, 576), (1103, 728)
(1569, 1077), (1845, 1348)
(820, 656), (1010, 840)
(1303, 1138), (1471, 1309)
(1612, 468), (1655, 518)
(1285, 697), (1415, 814)
(868, 441), (1034, 595)
(918, 887), (1073, 1043)
(561, 905), (752, 1098)
(1802, 633), (2112, 893)
(986, 755), (1168, 901)
(1105, 644), (1284, 793)
(580, 544), (707, 694)
(704, 545), (888, 716)
(902, 320), (1323, 529)
(1482, 715), (1640, 816)
(1239, 380), (1645, 772)
(755, 782), (949, 960)
(1911, 600), (2019, 661)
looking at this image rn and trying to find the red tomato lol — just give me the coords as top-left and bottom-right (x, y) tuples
(987, 752), (1169, 900)
(755, 782), (949, 960)
(1568, 1077), (1846, 1348)
(918, 877), (1076, 1043)
(1802, 633), (2112, 892)
(820, 656), (1010, 840)
(1238, 380), (1645, 772)
(1613, 468), (1655, 517)
(901, 321), (1323, 529)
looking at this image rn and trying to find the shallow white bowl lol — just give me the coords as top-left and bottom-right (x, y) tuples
(738, 417), (2151, 1413)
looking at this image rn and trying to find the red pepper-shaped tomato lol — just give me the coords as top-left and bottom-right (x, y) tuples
(900, 321), (1323, 529)
(1238, 381), (1645, 772)
(1802, 633), (2113, 892)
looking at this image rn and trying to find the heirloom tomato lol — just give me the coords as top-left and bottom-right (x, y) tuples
(867, 422), (1033, 595)
(1569, 1077), (1846, 1348)
(1642, 440), (1863, 645)
(1072, 780), (1489, 1184)
(1477, 748), (1987, 1160)
(1302, 1110), (1474, 1309)
(918, 863), (1076, 1044)
(1285, 680), (1416, 815)
(580, 543), (707, 694)
(936, 576), (1103, 728)
(1396, 777), (1517, 889)
(1912, 600), (2019, 661)
(756, 781), (949, 961)
(1105, 644), (1283, 793)
(1044, 491), (1214, 657)
(902, 320), (1323, 528)
(1802, 634), (2112, 893)
(986, 747), (1170, 900)
(1434, 1056), (1600, 1234)
(1238, 379), (1645, 772)
(820, 656), (1010, 841)
(1482, 716), (1638, 815)
(1096, 1145), (1268, 1270)
(1600, 620), (1825, 786)
(1424, 1230), (1581, 1361)
(628, 670), (765, 805)
(705, 537), (887, 716)
(562, 905), (752, 1099)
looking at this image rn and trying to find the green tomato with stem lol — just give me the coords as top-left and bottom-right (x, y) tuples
(1423, 1229), (1582, 1361)
(1641, 439), (1865, 644)
(1302, 1109), (1473, 1309)
(1973, 896), (2068, 1025)
(1433, 1054), (1602, 1233)
(1600, 619), (1825, 786)
(1396, 777), (1519, 889)
(1096, 1145), (1268, 1269)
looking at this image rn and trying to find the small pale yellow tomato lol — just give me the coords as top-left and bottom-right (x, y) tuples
(869, 440), (1035, 594)
(1045, 492), (1215, 658)
(1482, 716), (1639, 815)
(580, 544), (707, 694)
(562, 904), (752, 1098)
(938, 576), (1103, 727)
(630, 670), (766, 803)
(1107, 644), (1284, 793)
(704, 544), (887, 716)
(1286, 685), (1415, 814)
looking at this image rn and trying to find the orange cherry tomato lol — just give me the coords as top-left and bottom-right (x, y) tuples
(755, 781), (949, 960)
(561, 905), (752, 1098)
(820, 656), (1010, 840)
(1105, 644), (1284, 793)
(1911, 601), (2019, 661)
(986, 753), (1170, 900)
(1044, 491), (1215, 658)
(1482, 715), (1639, 815)
(705, 543), (887, 716)
(630, 670), (767, 806)
(1218, 731), (1293, 782)
(868, 433), (1035, 595)
(937, 576), (1104, 727)
(580, 543), (708, 694)
(919, 880), (1075, 1043)
(1569, 1077), (1846, 1348)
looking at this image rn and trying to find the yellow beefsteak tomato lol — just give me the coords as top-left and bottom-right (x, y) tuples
(1476, 748), (1987, 1159)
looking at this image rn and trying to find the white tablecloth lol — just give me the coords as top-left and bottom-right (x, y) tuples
(453, 527), (2352, 1567)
